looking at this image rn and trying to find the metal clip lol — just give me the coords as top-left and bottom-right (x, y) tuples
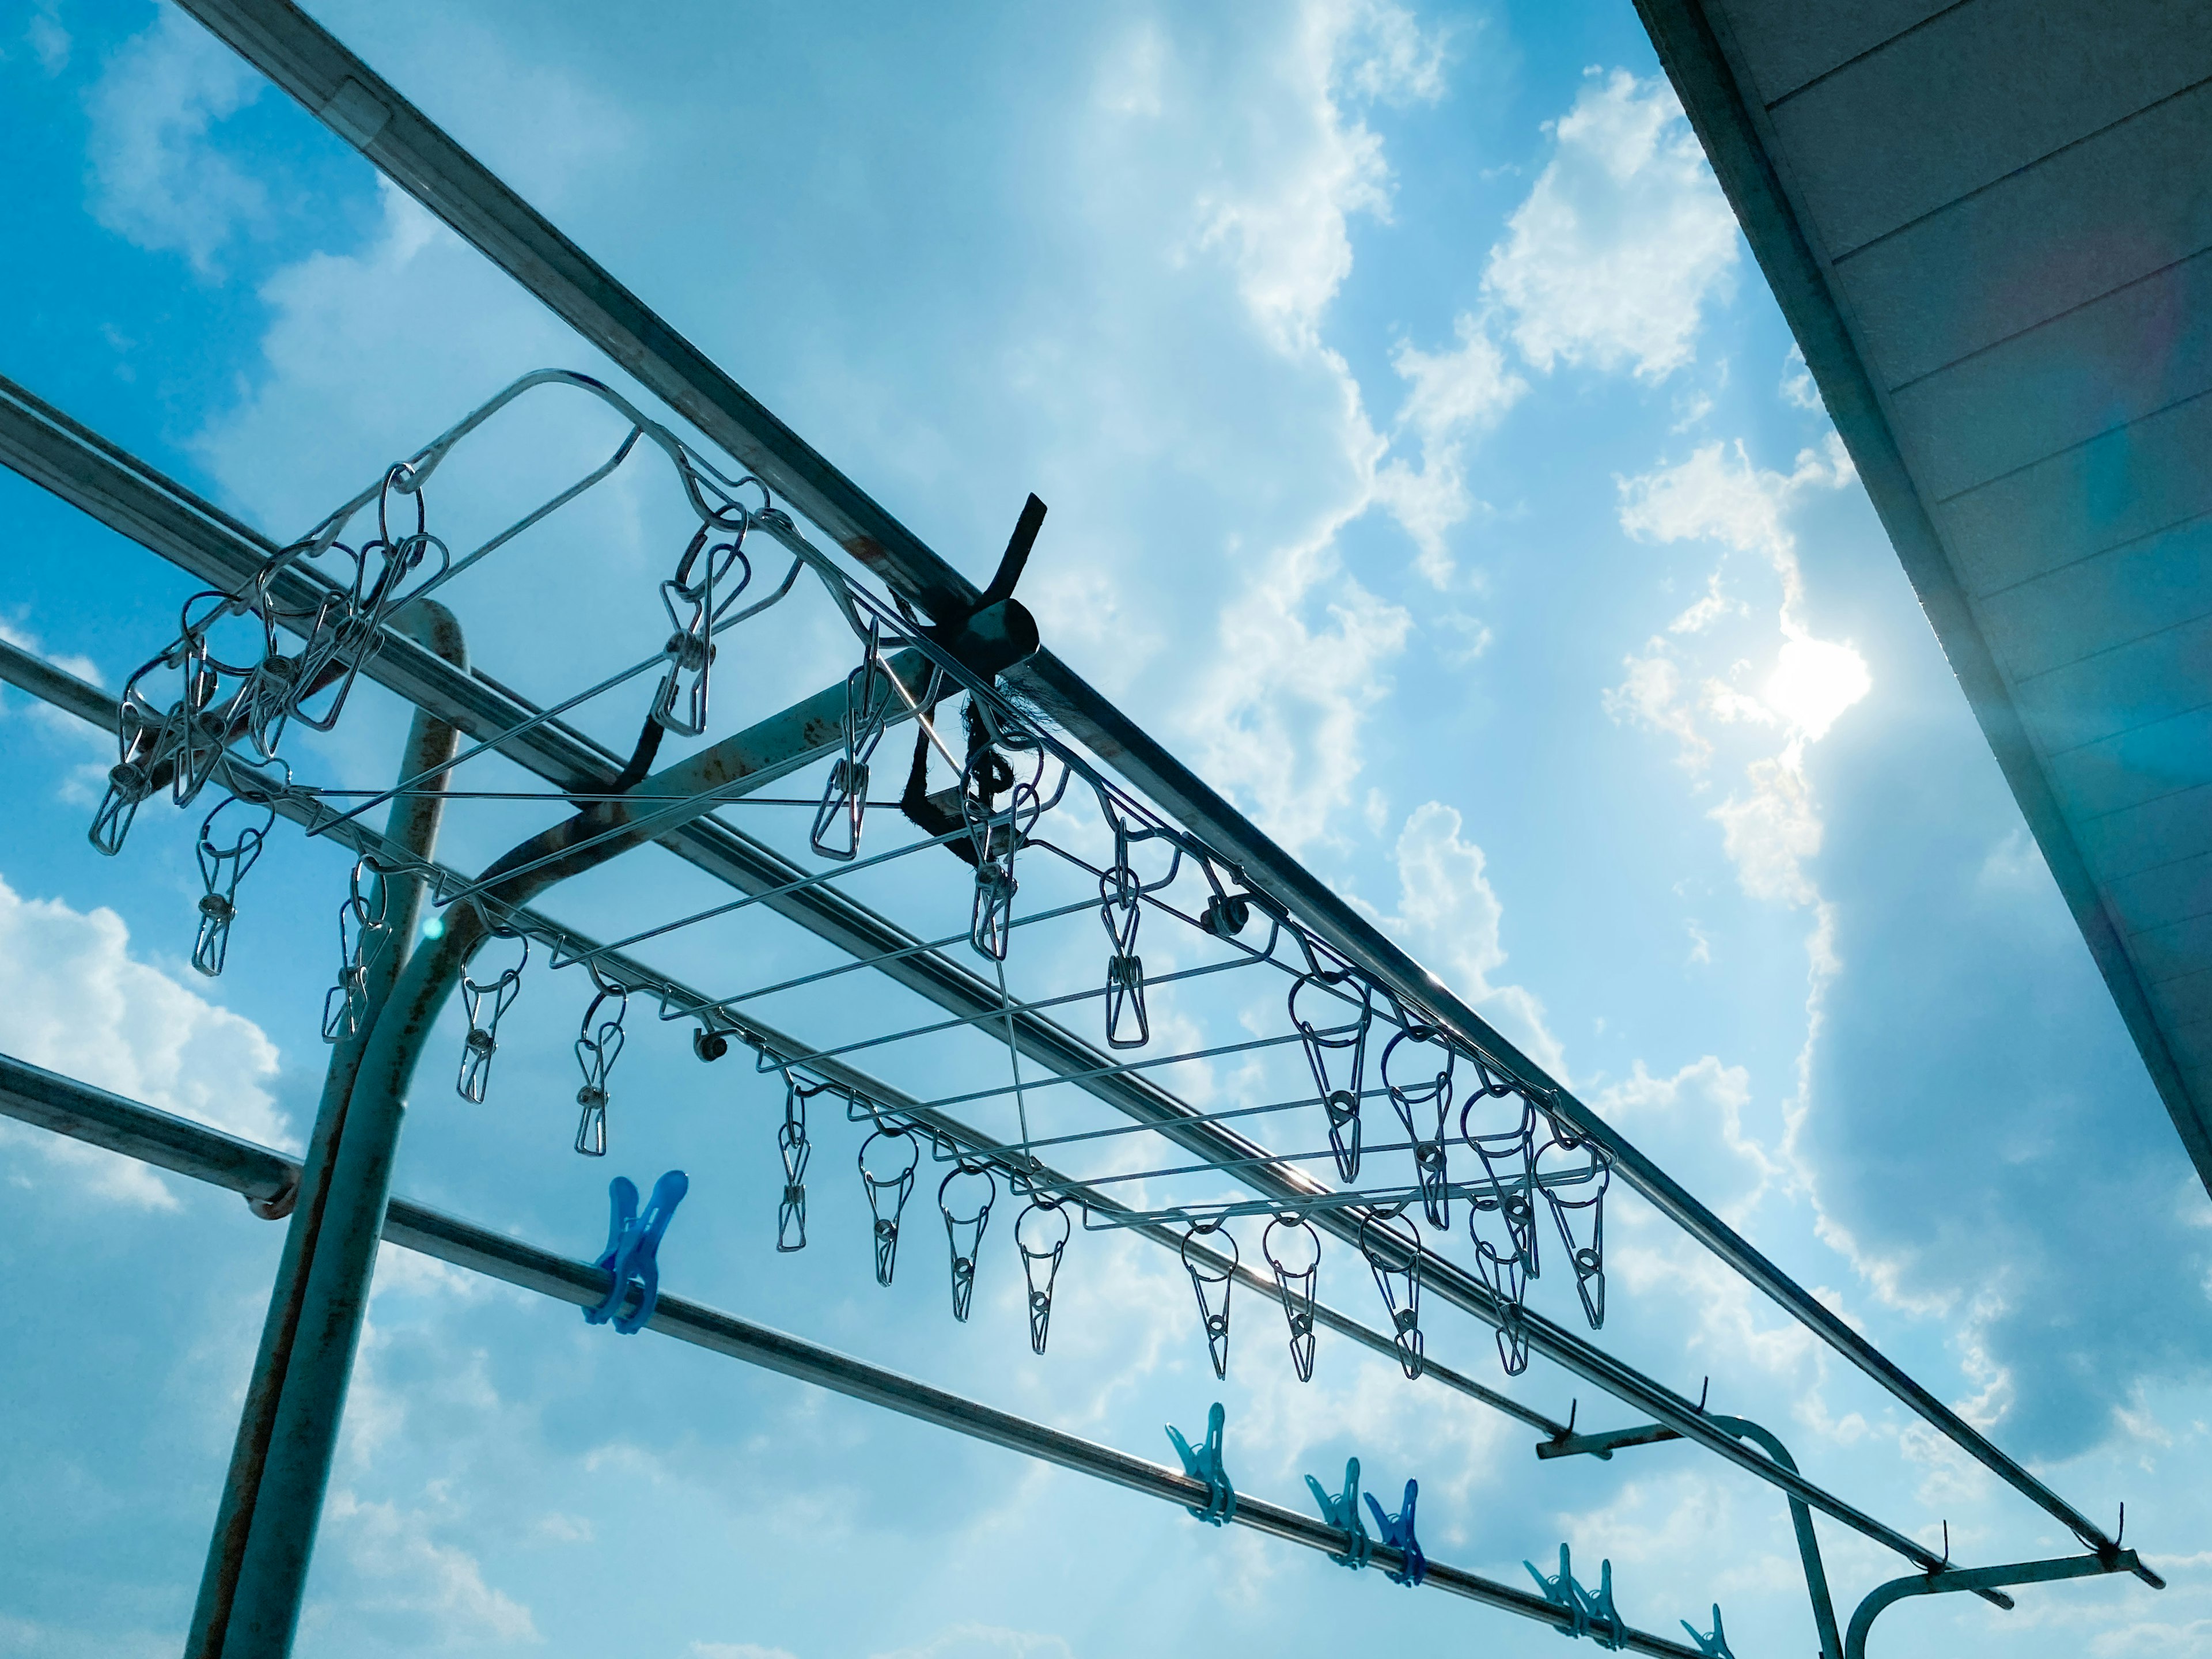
(1382, 1024), (1456, 1229)
(810, 618), (895, 860)
(573, 970), (628, 1157)
(960, 739), (1039, 961)
(1016, 1194), (1070, 1354)
(321, 858), (392, 1041)
(1289, 969), (1372, 1181)
(191, 791), (275, 978)
(1099, 855), (1148, 1050)
(1358, 1207), (1424, 1380)
(1463, 1080), (1539, 1374)
(778, 1075), (821, 1251)
(1263, 1212), (1320, 1382)
(650, 517), (752, 736)
(1180, 1219), (1236, 1380)
(859, 1126), (919, 1286)
(89, 662), (171, 855)
(1680, 1605), (1734, 1658)
(940, 1160), (996, 1322)
(1305, 1457), (1370, 1569)
(456, 930), (528, 1104)
(1164, 1402), (1234, 1526)
(1525, 1544), (1622, 1648)
(1365, 1479), (1424, 1587)
(584, 1169), (688, 1335)
(1536, 1127), (1611, 1330)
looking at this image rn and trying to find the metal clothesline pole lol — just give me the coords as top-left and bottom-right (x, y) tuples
(0, 1053), (1711, 1659)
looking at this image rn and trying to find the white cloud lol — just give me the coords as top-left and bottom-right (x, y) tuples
(25, 2), (69, 75)
(692, 1646), (798, 1659)
(1486, 69), (1739, 380)
(321, 1491), (540, 1648)
(1385, 800), (1565, 1079)
(1373, 314), (1527, 585)
(1780, 344), (1825, 412)
(84, 6), (267, 275)
(0, 874), (287, 1207)
(868, 1625), (1076, 1659)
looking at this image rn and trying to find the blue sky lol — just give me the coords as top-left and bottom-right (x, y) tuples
(1, 3), (2207, 1657)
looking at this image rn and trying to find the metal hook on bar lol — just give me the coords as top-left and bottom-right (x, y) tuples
(1016, 1194), (1070, 1354)
(1290, 968), (1373, 1181)
(583, 1169), (688, 1335)
(321, 857), (392, 1042)
(1165, 1402), (1234, 1526)
(1382, 1024), (1456, 1229)
(1180, 1219), (1236, 1380)
(810, 616), (895, 860)
(858, 1126), (919, 1286)
(1358, 1206), (1425, 1380)
(1305, 1457), (1371, 1569)
(778, 1074), (823, 1251)
(191, 790), (276, 978)
(573, 968), (629, 1157)
(457, 930), (529, 1103)
(1263, 1211), (1321, 1382)
(1365, 1478), (1424, 1587)
(940, 1160), (996, 1321)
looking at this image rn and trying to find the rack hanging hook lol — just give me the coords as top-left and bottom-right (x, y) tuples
(1289, 968), (1373, 1181)
(191, 789), (276, 978)
(456, 930), (529, 1103)
(1180, 1219), (1237, 1381)
(1015, 1194), (1071, 1355)
(939, 1161), (997, 1322)
(1262, 1211), (1321, 1383)
(572, 968), (630, 1157)
(858, 1126), (920, 1286)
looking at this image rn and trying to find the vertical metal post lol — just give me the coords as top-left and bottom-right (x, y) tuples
(185, 603), (466, 1659)
(1708, 1415), (1842, 1659)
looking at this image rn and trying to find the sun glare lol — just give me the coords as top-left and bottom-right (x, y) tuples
(1764, 632), (1870, 740)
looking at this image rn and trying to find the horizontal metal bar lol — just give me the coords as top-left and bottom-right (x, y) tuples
(0, 1051), (1703, 1657)
(1844, 1551), (2150, 1659)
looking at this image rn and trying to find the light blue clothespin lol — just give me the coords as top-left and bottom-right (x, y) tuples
(1526, 1543), (1590, 1638)
(1580, 1555), (1623, 1651)
(1365, 1477), (1424, 1587)
(1680, 1604), (1734, 1659)
(1304, 1457), (1370, 1569)
(1165, 1402), (1235, 1525)
(584, 1170), (688, 1335)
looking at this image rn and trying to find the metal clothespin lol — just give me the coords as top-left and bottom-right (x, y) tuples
(456, 930), (528, 1103)
(1016, 1194), (1070, 1354)
(1263, 1212), (1321, 1383)
(1180, 1220), (1236, 1380)
(778, 1075), (823, 1251)
(321, 857), (392, 1042)
(1099, 853), (1149, 1050)
(573, 969), (628, 1157)
(1680, 1605), (1734, 1659)
(650, 517), (753, 736)
(1359, 1207), (1425, 1380)
(960, 734), (1039, 961)
(1463, 1081), (1539, 1376)
(191, 791), (276, 978)
(940, 1161), (996, 1321)
(1365, 1479), (1425, 1588)
(583, 1169), (688, 1335)
(810, 618), (894, 860)
(1382, 1025), (1456, 1229)
(1305, 1457), (1370, 1569)
(89, 659), (173, 855)
(1536, 1127), (1611, 1330)
(859, 1125), (919, 1286)
(1165, 1402), (1234, 1526)
(1289, 968), (1372, 1181)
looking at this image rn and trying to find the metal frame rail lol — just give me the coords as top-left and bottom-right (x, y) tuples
(0, 1052), (1710, 1659)
(159, 0), (2137, 1568)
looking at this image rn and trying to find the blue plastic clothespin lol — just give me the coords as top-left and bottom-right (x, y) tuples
(1526, 1543), (1590, 1639)
(1581, 1556), (1623, 1652)
(1165, 1402), (1235, 1526)
(1680, 1604), (1734, 1659)
(584, 1170), (688, 1335)
(1364, 1478), (1425, 1587)
(1304, 1457), (1370, 1569)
